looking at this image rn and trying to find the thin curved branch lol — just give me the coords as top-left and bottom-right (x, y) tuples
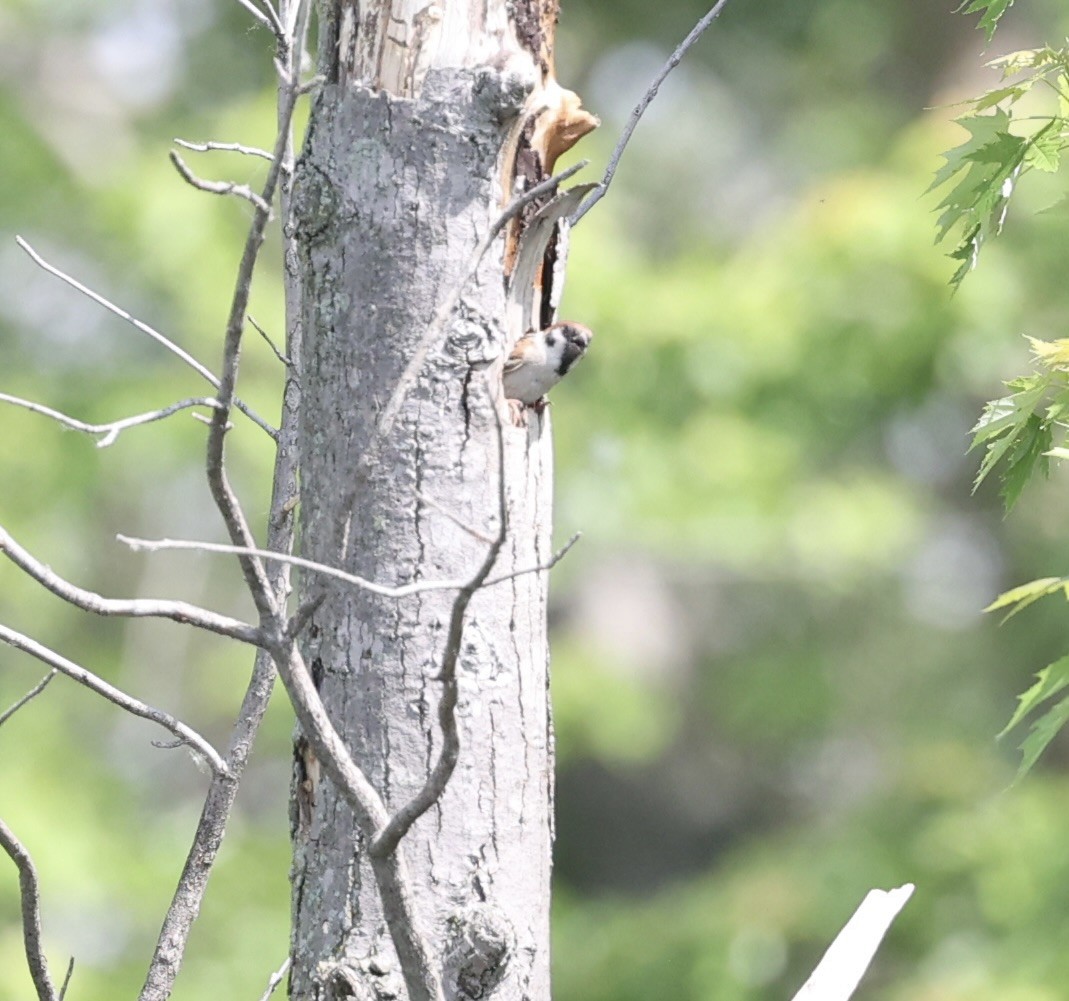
(57, 958), (74, 1001)
(116, 531), (580, 600)
(169, 151), (272, 214)
(571, 0), (734, 225)
(201, 4), (309, 625)
(0, 393), (219, 448)
(0, 670), (57, 727)
(0, 819), (58, 1001)
(0, 625), (227, 776)
(233, 0), (284, 40)
(0, 526), (262, 646)
(247, 314), (293, 368)
(139, 4), (310, 997)
(257, 958), (291, 1001)
(174, 138), (274, 161)
(377, 159), (590, 437)
(13, 237), (277, 441)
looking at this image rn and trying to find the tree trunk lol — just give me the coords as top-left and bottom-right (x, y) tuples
(287, 3), (595, 999)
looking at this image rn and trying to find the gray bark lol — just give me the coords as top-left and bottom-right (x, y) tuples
(286, 3), (593, 998)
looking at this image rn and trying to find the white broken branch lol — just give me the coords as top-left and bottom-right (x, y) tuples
(791, 883), (915, 1001)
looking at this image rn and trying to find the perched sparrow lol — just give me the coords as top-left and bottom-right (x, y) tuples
(502, 321), (593, 411)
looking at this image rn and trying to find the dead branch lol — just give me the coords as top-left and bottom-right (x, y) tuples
(233, 0), (284, 40)
(201, 6), (308, 625)
(169, 151), (272, 213)
(0, 393), (219, 448)
(57, 958), (74, 1001)
(13, 237), (277, 441)
(138, 656), (276, 1001)
(791, 884), (914, 1001)
(0, 624), (227, 775)
(247, 314), (293, 367)
(377, 158), (590, 437)
(174, 138), (274, 161)
(571, 0), (734, 225)
(137, 3), (309, 996)
(0, 819), (58, 1001)
(0, 526), (261, 646)
(116, 531), (579, 600)
(0, 669), (57, 727)
(257, 958), (291, 1001)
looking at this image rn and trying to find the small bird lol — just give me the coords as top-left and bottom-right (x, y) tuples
(502, 321), (593, 414)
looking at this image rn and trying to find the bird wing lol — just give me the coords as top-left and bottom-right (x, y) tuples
(503, 333), (536, 374)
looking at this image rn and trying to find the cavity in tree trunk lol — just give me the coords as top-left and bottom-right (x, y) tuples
(287, 3), (596, 998)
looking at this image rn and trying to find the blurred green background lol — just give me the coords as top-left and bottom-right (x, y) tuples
(4, 1), (1069, 999)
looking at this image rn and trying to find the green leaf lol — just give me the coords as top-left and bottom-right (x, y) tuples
(984, 576), (1068, 621)
(999, 413), (1052, 512)
(971, 374), (1051, 490)
(1024, 124), (1065, 172)
(1000, 655), (1069, 737)
(947, 224), (981, 289)
(932, 113), (1033, 286)
(972, 84), (1029, 111)
(988, 46), (1062, 76)
(971, 394), (1027, 445)
(1013, 694), (1069, 781)
(930, 110), (1013, 196)
(958, 0), (1015, 43)
(1045, 446), (1069, 460)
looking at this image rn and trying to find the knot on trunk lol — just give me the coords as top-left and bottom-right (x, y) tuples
(442, 904), (516, 1000)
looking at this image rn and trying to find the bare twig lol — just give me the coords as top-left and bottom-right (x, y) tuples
(371, 384), (509, 858)
(0, 393), (219, 448)
(0, 819), (58, 1001)
(247, 314), (293, 367)
(201, 1), (310, 626)
(233, 0), (284, 39)
(0, 670), (57, 727)
(0, 526), (262, 646)
(13, 237), (277, 441)
(377, 159), (590, 437)
(139, 3), (309, 996)
(116, 532), (579, 599)
(169, 151), (271, 214)
(257, 958), (291, 1001)
(298, 74), (325, 95)
(0, 624), (227, 775)
(57, 958), (74, 1001)
(571, 0), (733, 225)
(259, 0), (287, 40)
(174, 138), (274, 161)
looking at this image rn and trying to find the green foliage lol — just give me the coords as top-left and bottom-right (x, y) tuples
(970, 369), (1053, 514)
(959, 0), (1017, 42)
(932, 43), (1069, 289)
(999, 656), (1069, 780)
(940, 8), (1069, 778)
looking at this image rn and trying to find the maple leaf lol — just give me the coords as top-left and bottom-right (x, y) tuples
(958, 0), (1016, 43)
